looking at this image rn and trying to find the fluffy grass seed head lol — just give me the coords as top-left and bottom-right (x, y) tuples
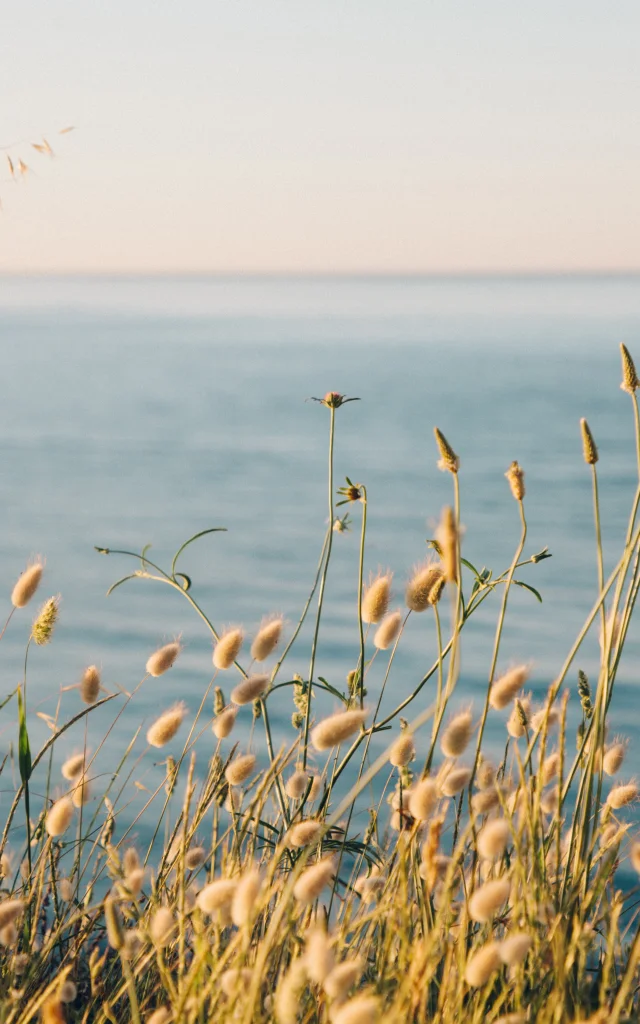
(604, 741), (627, 776)
(499, 932), (533, 966)
(59, 981), (77, 1003)
(146, 702), (187, 748)
(146, 641), (181, 677)
(150, 907), (176, 947)
(477, 819), (510, 861)
(434, 427), (460, 474)
(435, 507), (458, 584)
(373, 609), (402, 650)
(305, 925), (335, 984)
(620, 342), (639, 394)
(11, 559), (44, 608)
(72, 775), (91, 807)
(489, 665), (530, 710)
(580, 418), (599, 464)
(408, 778), (439, 819)
(213, 627), (244, 670)
(251, 616), (284, 662)
(225, 753), (257, 786)
(389, 730), (415, 767)
(311, 709), (367, 751)
(221, 968), (253, 998)
(507, 695), (531, 738)
(231, 674), (270, 705)
(505, 461), (525, 501)
(286, 768), (313, 800)
(275, 958), (307, 1024)
(197, 878), (238, 916)
(293, 856), (336, 904)
(361, 573), (392, 624)
(32, 595), (59, 645)
(405, 561), (445, 612)
(323, 958), (365, 1001)
(231, 867), (261, 926)
(46, 796), (74, 837)
(464, 941), (502, 987)
(354, 873), (385, 901)
(441, 708), (473, 758)
(331, 996), (380, 1024)
(146, 1010), (172, 1024)
(440, 765), (472, 797)
(184, 846), (206, 870)
(61, 752), (85, 781)
(629, 841), (640, 874)
(0, 899), (24, 929)
(213, 705), (238, 739)
(80, 665), (101, 704)
(105, 896), (124, 950)
(468, 877), (511, 922)
(607, 781), (638, 809)
(287, 820), (323, 848)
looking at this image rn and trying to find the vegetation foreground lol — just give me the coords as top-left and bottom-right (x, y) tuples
(1, 346), (640, 1023)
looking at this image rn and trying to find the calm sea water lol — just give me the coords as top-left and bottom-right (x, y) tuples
(0, 274), (639, 846)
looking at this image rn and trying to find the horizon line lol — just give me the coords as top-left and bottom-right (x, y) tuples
(1, 268), (640, 280)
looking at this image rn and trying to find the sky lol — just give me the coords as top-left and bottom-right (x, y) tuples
(2, 1), (640, 274)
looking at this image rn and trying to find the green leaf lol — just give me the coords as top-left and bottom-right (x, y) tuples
(461, 557), (481, 579)
(17, 688), (31, 785)
(514, 580), (543, 603)
(171, 528), (227, 578)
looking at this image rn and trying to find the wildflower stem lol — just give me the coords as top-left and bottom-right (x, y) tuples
(356, 485), (368, 709)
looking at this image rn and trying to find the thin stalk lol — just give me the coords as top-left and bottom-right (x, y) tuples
(356, 485), (368, 708)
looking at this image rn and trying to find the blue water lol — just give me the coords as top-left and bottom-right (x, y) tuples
(0, 274), (639, 847)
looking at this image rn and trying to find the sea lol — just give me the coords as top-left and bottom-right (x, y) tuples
(0, 274), (639, 853)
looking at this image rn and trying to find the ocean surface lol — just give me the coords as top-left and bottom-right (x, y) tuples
(0, 274), (639, 850)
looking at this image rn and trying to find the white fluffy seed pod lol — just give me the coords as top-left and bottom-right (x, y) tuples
(506, 695), (531, 739)
(213, 627), (244, 670)
(388, 731), (415, 767)
(146, 1009), (172, 1024)
(61, 753), (85, 781)
(225, 753), (257, 786)
(213, 705), (238, 739)
(150, 907), (176, 947)
(440, 766), (472, 797)
(331, 995), (380, 1024)
(184, 847), (207, 870)
(59, 981), (77, 1003)
(231, 868), (262, 927)
(629, 840), (640, 873)
(46, 796), (74, 837)
(373, 610), (403, 650)
(221, 968), (253, 997)
(11, 561), (44, 608)
(323, 958), (364, 1001)
(353, 874), (385, 901)
(477, 819), (510, 861)
(441, 709), (473, 758)
(541, 751), (560, 786)
(361, 573), (392, 624)
(311, 709), (367, 751)
(230, 674), (270, 705)
(489, 666), (530, 710)
(464, 941), (502, 987)
(603, 741), (626, 776)
(146, 642), (181, 678)
(0, 899), (25, 929)
(285, 768), (311, 800)
(80, 665), (101, 704)
(607, 782), (638, 809)
(293, 857), (335, 904)
(471, 788), (501, 815)
(499, 932), (532, 966)
(408, 778), (439, 820)
(468, 878), (511, 923)
(251, 616), (284, 662)
(147, 703), (187, 748)
(196, 878), (238, 916)
(287, 820), (323, 848)
(305, 926), (335, 984)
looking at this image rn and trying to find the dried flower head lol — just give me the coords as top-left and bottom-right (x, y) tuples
(213, 705), (238, 740)
(285, 768), (312, 800)
(146, 641), (181, 677)
(80, 665), (101, 704)
(477, 819), (510, 861)
(184, 846), (206, 870)
(11, 559), (44, 609)
(197, 878), (238, 915)
(230, 674), (270, 705)
(225, 753), (257, 786)
(293, 856), (335, 904)
(46, 796), (74, 837)
(32, 595), (59, 645)
(231, 867), (261, 926)
(464, 941), (502, 987)
(408, 778), (439, 820)
(440, 765), (472, 797)
(361, 573), (392, 624)
(311, 709), (367, 751)
(498, 932), (532, 967)
(434, 427), (460, 474)
(287, 820), (323, 848)
(620, 343), (639, 394)
(61, 753), (85, 781)
(323, 958), (365, 1001)
(150, 907), (176, 947)
(505, 461), (525, 501)
(373, 610), (403, 650)
(251, 616), (284, 662)
(441, 709), (473, 758)
(405, 562), (445, 612)
(489, 665), (530, 710)
(607, 781), (638, 809)
(388, 730), (415, 767)
(146, 703), (187, 748)
(580, 418), (599, 465)
(213, 627), (244, 670)
(305, 925), (335, 984)
(468, 878), (511, 923)
(603, 741), (627, 777)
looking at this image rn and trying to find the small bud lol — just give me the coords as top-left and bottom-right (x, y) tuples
(11, 560), (44, 609)
(620, 343), (639, 394)
(434, 427), (460, 474)
(580, 418), (598, 465)
(505, 461), (525, 501)
(603, 741), (626, 776)
(577, 670), (593, 719)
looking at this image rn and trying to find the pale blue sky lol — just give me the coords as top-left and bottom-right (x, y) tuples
(2, 1), (639, 272)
